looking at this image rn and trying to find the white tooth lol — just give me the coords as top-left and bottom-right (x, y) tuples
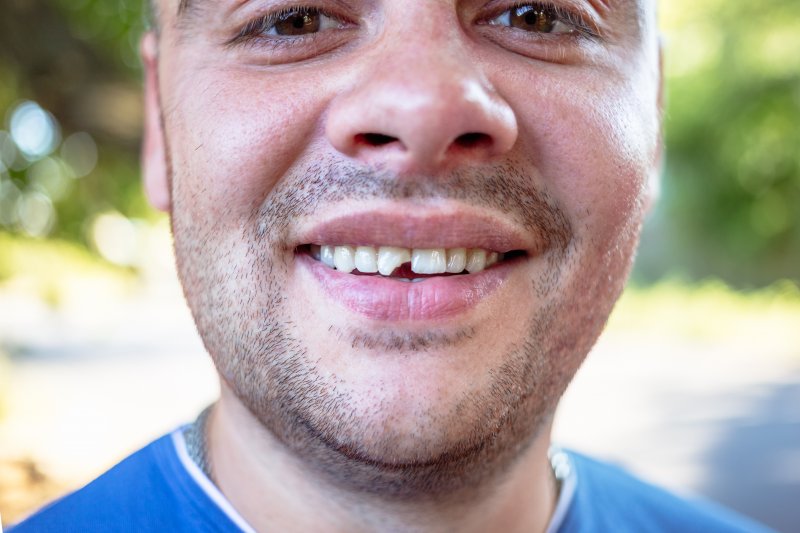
(465, 249), (487, 273)
(320, 245), (335, 267)
(446, 248), (467, 273)
(333, 245), (356, 272)
(354, 246), (378, 273)
(378, 246), (411, 276)
(486, 252), (499, 268)
(411, 248), (446, 275)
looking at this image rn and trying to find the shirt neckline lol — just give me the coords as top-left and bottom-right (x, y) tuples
(170, 428), (577, 532)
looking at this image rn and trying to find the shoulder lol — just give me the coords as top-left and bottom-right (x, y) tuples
(557, 450), (775, 533)
(8, 432), (237, 533)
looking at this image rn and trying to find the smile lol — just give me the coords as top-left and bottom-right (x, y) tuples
(292, 210), (537, 321)
(304, 244), (525, 281)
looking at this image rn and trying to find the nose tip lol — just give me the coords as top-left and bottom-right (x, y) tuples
(326, 69), (518, 171)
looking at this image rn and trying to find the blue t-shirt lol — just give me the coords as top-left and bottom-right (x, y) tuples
(9, 429), (773, 532)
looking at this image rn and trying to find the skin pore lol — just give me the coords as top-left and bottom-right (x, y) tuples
(142, 0), (661, 531)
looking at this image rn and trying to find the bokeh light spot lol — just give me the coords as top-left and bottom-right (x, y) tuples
(9, 101), (61, 161)
(28, 157), (72, 202)
(16, 190), (56, 237)
(91, 212), (140, 266)
(61, 132), (98, 178)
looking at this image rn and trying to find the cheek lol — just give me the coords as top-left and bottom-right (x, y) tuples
(505, 69), (659, 237)
(165, 69), (330, 222)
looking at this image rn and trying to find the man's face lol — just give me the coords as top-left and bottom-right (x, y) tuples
(146, 0), (660, 495)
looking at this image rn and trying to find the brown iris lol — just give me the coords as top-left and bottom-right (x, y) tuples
(273, 10), (322, 36)
(509, 6), (557, 33)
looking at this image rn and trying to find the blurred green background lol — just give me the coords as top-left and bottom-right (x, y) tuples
(0, 0), (799, 529)
(0, 0), (798, 286)
(639, 0), (800, 287)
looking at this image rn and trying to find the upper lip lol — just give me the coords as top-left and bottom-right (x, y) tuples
(293, 205), (543, 254)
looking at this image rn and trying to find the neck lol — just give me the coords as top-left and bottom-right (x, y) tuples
(207, 384), (558, 533)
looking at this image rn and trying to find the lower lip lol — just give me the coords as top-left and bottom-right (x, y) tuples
(298, 254), (514, 321)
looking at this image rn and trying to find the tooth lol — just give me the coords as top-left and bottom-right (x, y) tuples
(333, 245), (356, 272)
(446, 248), (467, 273)
(411, 248), (446, 275)
(465, 249), (487, 273)
(378, 246), (411, 276)
(320, 245), (335, 268)
(310, 244), (321, 260)
(324, 245), (498, 275)
(354, 246), (378, 273)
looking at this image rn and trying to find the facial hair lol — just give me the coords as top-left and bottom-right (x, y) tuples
(171, 156), (640, 500)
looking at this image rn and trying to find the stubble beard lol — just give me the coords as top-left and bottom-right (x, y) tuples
(171, 158), (640, 501)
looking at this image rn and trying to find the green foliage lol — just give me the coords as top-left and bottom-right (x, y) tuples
(0, 0), (149, 248)
(51, 0), (148, 74)
(649, 0), (800, 286)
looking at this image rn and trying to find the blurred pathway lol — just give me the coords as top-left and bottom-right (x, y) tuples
(555, 335), (800, 532)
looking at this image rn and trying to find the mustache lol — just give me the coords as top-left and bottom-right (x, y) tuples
(254, 158), (573, 250)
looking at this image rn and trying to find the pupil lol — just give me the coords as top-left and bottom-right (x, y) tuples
(524, 12), (538, 26)
(292, 16), (306, 29)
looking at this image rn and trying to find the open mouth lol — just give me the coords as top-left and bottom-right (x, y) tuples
(298, 244), (527, 282)
(293, 211), (536, 319)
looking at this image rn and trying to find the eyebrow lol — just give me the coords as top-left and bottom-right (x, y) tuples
(175, 0), (210, 25)
(176, 0), (237, 20)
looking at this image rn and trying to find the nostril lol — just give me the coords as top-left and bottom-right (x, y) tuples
(455, 132), (491, 149)
(356, 133), (398, 147)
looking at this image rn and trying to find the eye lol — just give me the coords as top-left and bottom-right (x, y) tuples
(489, 4), (577, 34)
(265, 8), (342, 36)
(232, 7), (348, 44)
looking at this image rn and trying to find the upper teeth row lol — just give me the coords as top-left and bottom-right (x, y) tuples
(310, 245), (501, 276)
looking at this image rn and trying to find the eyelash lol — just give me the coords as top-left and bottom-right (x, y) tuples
(227, 6), (345, 47)
(488, 2), (600, 39)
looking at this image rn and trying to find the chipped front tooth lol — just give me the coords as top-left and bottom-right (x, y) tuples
(412, 248), (447, 275)
(333, 245), (356, 272)
(320, 245), (335, 268)
(465, 249), (487, 273)
(378, 246), (411, 276)
(446, 248), (467, 273)
(354, 246), (378, 273)
(319, 244), (500, 275)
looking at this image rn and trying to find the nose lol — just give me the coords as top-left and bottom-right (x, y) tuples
(325, 39), (518, 172)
